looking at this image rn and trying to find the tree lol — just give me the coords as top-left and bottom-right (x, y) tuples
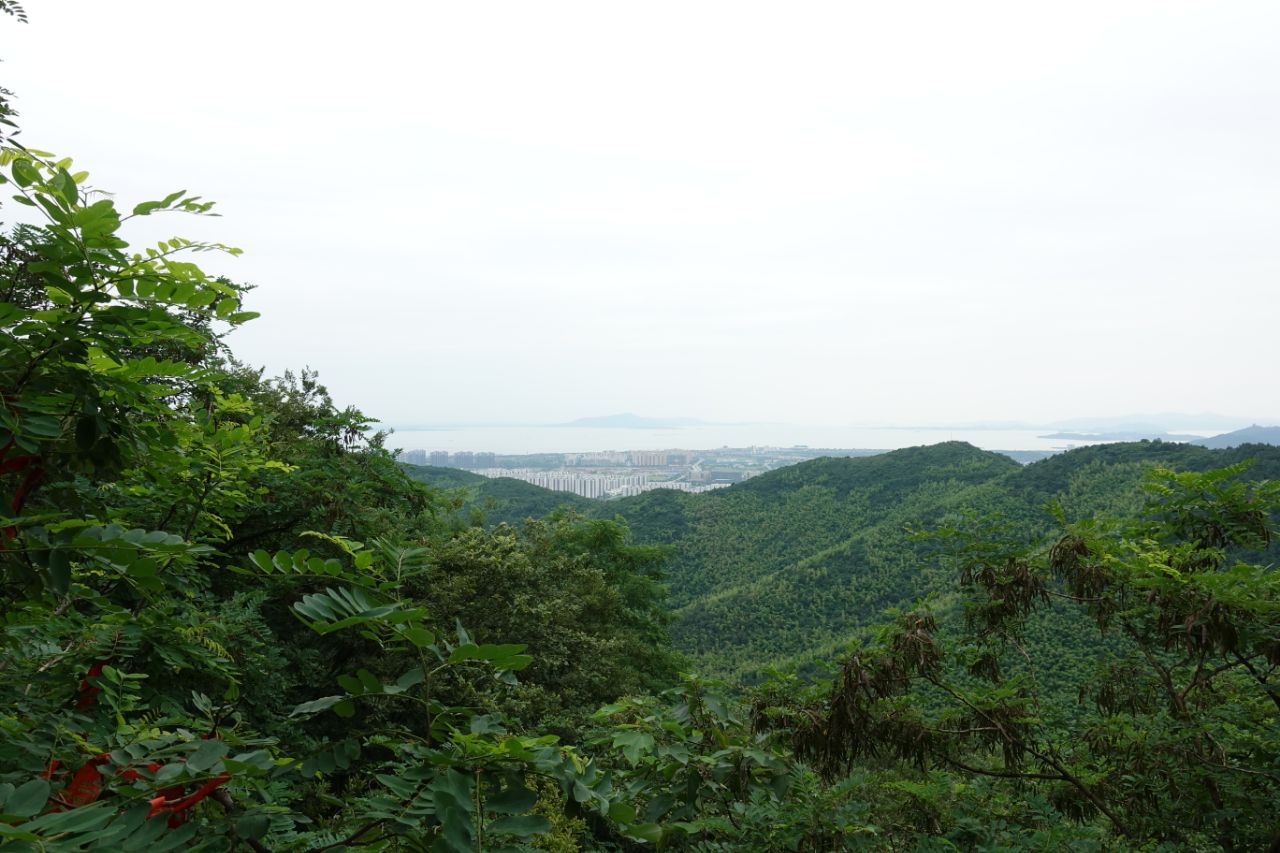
(756, 463), (1280, 850)
(0, 142), (668, 850)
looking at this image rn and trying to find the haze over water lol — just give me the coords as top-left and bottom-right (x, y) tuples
(387, 425), (1217, 456)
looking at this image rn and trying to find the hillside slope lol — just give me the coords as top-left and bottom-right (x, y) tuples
(641, 441), (1280, 676)
(406, 441), (1280, 680)
(401, 464), (594, 524)
(609, 442), (1019, 608)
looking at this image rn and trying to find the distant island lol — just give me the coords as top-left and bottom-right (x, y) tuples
(1192, 424), (1280, 449)
(1039, 431), (1203, 442)
(1037, 424), (1280, 447)
(557, 413), (713, 429)
(1044, 413), (1259, 432)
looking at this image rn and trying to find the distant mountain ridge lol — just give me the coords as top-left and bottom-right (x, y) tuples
(1193, 424), (1280, 449)
(1039, 430), (1203, 441)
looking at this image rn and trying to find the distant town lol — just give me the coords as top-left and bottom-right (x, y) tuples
(398, 446), (888, 499)
(391, 420), (1280, 501)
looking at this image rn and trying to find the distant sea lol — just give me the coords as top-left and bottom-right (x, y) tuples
(384, 425), (1215, 455)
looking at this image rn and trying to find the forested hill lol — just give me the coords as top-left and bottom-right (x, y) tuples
(610, 443), (1021, 676)
(625, 440), (1280, 677)
(611, 442), (1019, 608)
(410, 440), (1280, 679)
(401, 463), (594, 522)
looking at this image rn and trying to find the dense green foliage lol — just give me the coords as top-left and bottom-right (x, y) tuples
(418, 440), (1280, 683)
(400, 465), (593, 528)
(752, 461), (1280, 849)
(3, 24), (1279, 849)
(599, 441), (1280, 680)
(0, 143), (679, 850)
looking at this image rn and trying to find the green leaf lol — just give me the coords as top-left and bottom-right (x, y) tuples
(22, 414), (63, 438)
(292, 586), (419, 635)
(185, 289), (218, 308)
(47, 548), (71, 595)
(434, 769), (474, 813)
(500, 654), (533, 672)
(394, 666), (425, 691)
(132, 191), (185, 215)
(235, 813), (271, 841)
(611, 730), (655, 765)
(151, 821), (198, 852)
(34, 192), (68, 223)
(400, 626), (435, 647)
(290, 695), (347, 717)
(356, 668), (381, 694)
(187, 738), (229, 772)
(447, 643), (530, 669)
(224, 750), (275, 773)
(623, 822), (663, 843)
(441, 814), (473, 852)
(447, 643), (483, 664)
(487, 782), (537, 815)
(154, 763), (185, 785)
(487, 814), (551, 837)
(608, 801), (637, 823)
(12, 159), (38, 188)
(52, 169), (78, 204)
(15, 801), (115, 835)
(4, 778), (49, 817)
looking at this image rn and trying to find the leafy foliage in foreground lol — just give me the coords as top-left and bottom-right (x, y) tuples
(751, 462), (1280, 850)
(2, 46), (1278, 850)
(0, 145), (676, 850)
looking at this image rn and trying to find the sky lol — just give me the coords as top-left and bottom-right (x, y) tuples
(5, 1), (1279, 427)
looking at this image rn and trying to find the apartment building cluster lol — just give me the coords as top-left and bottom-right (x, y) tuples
(397, 443), (775, 500)
(398, 449), (497, 468)
(475, 468), (728, 499)
(564, 450), (692, 467)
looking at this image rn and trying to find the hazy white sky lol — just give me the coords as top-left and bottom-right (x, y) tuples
(5, 1), (1279, 426)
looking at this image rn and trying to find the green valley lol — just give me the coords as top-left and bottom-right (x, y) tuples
(411, 440), (1280, 681)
